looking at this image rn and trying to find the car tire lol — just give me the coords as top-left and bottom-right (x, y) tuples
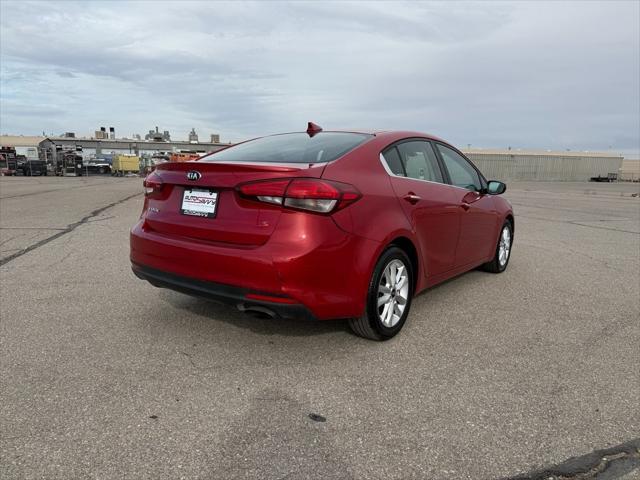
(98, 167), (106, 174)
(349, 247), (414, 341)
(482, 219), (513, 273)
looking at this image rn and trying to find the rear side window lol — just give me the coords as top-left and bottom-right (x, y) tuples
(201, 132), (372, 164)
(436, 144), (481, 191)
(396, 141), (443, 183)
(381, 147), (405, 176)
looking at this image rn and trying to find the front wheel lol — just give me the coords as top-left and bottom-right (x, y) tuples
(349, 247), (414, 341)
(482, 220), (513, 273)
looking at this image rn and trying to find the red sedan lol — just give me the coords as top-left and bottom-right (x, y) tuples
(131, 123), (514, 340)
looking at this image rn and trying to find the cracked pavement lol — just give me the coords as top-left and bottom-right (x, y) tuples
(0, 177), (639, 479)
(501, 437), (639, 479)
(0, 177), (142, 265)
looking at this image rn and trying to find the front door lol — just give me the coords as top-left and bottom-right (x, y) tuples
(434, 143), (499, 266)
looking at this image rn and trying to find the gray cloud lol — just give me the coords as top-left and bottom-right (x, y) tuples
(0, 0), (638, 157)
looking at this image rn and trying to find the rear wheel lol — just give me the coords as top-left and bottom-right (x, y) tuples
(482, 220), (513, 273)
(349, 247), (413, 341)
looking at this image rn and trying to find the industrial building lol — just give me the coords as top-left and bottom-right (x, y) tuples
(1, 131), (228, 161)
(619, 159), (640, 182)
(461, 148), (625, 182)
(0, 135), (43, 159)
(37, 135), (228, 163)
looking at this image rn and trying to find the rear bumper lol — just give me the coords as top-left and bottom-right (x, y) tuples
(132, 262), (316, 321)
(130, 216), (381, 320)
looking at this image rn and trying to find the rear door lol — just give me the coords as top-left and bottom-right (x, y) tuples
(382, 140), (461, 277)
(434, 143), (499, 266)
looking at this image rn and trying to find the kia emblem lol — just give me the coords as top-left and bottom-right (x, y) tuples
(186, 171), (201, 181)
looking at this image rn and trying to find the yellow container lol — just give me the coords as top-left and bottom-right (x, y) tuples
(113, 154), (139, 173)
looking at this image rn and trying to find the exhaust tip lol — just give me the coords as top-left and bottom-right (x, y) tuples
(237, 303), (277, 319)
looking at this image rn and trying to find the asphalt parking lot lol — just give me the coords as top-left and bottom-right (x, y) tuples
(1, 176), (638, 479)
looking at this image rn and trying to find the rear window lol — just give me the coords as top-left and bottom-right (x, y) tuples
(201, 132), (372, 164)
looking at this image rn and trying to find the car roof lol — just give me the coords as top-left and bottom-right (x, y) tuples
(321, 129), (449, 144)
(274, 129), (447, 142)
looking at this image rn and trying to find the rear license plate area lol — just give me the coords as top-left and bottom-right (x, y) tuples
(180, 188), (218, 218)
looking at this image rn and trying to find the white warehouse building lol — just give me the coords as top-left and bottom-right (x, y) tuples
(461, 148), (624, 182)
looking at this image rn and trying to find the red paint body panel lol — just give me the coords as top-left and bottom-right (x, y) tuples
(452, 190), (500, 265)
(388, 177), (461, 277)
(130, 130), (514, 320)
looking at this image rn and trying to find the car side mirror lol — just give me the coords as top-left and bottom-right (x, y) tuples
(487, 180), (506, 195)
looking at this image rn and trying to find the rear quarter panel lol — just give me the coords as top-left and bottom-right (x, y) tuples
(322, 133), (428, 292)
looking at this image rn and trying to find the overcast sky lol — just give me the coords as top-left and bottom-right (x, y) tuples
(1, 1), (638, 156)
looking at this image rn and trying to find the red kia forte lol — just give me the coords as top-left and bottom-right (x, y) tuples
(130, 123), (514, 340)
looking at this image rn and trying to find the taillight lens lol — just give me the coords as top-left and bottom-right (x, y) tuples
(237, 178), (361, 213)
(284, 179), (343, 213)
(143, 171), (163, 196)
(237, 179), (289, 206)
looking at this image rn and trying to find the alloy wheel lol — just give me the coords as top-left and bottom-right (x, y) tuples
(377, 259), (409, 327)
(498, 226), (511, 267)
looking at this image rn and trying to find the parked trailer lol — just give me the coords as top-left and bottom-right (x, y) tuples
(22, 159), (47, 176)
(169, 152), (201, 162)
(112, 154), (140, 176)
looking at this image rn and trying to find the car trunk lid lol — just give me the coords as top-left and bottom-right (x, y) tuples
(143, 161), (326, 246)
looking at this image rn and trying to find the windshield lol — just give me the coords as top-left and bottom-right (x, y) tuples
(201, 132), (372, 164)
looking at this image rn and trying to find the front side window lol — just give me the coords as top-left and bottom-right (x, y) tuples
(436, 144), (482, 191)
(396, 141), (443, 183)
(201, 132), (372, 164)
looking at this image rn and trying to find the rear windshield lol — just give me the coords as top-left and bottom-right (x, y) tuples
(201, 132), (372, 164)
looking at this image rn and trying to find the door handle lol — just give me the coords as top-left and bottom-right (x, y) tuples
(403, 193), (421, 205)
(461, 202), (470, 211)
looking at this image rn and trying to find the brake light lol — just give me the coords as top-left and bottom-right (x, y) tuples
(284, 179), (340, 213)
(237, 179), (289, 206)
(237, 178), (361, 213)
(143, 171), (163, 196)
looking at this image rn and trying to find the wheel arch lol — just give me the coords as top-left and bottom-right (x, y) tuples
(505, 213), (515, 236)
(387, 236), (420, 293)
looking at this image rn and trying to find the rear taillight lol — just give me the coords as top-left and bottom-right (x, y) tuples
(237, 179), (290, 206)
(237, 178), (361, 213)
(143, 171), (163, 196)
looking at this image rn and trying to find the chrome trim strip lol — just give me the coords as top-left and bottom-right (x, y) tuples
(378, 153), (482, 192)
(378, 153), (449, 187)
